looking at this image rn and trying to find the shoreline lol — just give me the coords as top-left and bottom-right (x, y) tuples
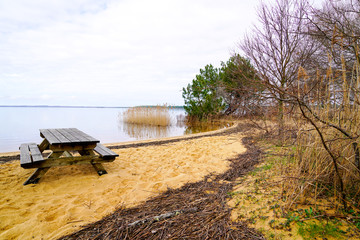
(0, 122), (240, 159)
(61, 134), (264, 239)
(0, 122), (246, 240)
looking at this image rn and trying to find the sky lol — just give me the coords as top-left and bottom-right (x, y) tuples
(0, 0), (281, 107)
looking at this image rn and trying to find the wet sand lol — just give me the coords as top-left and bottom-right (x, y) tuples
(0, 126), (245, 240)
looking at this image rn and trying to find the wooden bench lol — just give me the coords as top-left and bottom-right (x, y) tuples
(20, 143), (118, 168)
(91, 143), (119, 175)
(94, 143), (119, 160)
(20, 143), (45, 169)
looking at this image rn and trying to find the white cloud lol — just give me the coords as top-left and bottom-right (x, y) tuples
(0, 0), (260, 106)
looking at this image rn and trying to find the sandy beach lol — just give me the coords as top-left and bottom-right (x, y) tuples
(0, 126), (245, 240)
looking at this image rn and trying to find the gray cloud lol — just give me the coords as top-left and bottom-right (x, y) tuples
(0, 0), (260, 106)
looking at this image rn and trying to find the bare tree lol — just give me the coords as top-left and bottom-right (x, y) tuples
(309, 0), (360, 67)
(260, 0), (360, 210)
(240, 0), (318, 130)
(239, 0), (360, 210)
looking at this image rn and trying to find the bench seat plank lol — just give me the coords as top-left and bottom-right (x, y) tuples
(20, 143), (32, 165)
(20, 143), (45, 168)
(26, 155), (115, 168)
(94, 143), (118, 160)
(28, 143), (44, 162)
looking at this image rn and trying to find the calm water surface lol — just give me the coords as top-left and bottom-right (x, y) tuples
(0, 107), (227, 153)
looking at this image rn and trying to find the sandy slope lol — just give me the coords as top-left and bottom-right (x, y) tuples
(0, 128), (245, 240)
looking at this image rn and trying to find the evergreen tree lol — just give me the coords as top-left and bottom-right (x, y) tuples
(182, 64), (225, 120)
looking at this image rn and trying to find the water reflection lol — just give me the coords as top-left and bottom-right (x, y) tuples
(0, 107), (234, 152)
(118, 111), (233, 140)
(120, 122), (171, 139)
(182, 121), (233, 135)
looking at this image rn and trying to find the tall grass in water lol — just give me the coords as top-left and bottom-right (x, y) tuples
(122, 123), (170, 139)
(284, 51), (360, 210)
(122, 105), (171, 126)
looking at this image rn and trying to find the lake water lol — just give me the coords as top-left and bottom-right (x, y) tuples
(0, 106), (189, 153)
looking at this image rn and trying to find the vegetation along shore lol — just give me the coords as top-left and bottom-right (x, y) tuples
(2, 0), (360, 239)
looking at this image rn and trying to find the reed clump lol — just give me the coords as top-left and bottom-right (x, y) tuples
(283, 51), (360, 211)
(122, 105), (171, 126)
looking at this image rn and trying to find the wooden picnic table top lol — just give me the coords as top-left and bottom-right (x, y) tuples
(21, 128), (117, 185)
(39, 128), (99, 146)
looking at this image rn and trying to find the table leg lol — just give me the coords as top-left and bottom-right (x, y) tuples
(91, 163), (108, 176)
(23, 167), (50, 185)
(38, 139), (50, 152)
(23, 151), (64, 185)
(79, 150), (108, 176)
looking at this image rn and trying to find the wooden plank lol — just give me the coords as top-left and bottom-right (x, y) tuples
(94, 143), (119, 160)
(20, 144), (32, 166)
(65, 128), (90, 142)
(48, 143), (97, 152)
(94, 143), (118, 156)
(49, 129), (71, 143)
(94, 143), (110, 156)
(23, 155), (114, 169)
(28, 143), (44, 162)
(66, 128), (98, 143)
(39, 129), (61, 144)
(48, 151), (65, 159)
(70, 128), (99, 142)
(55, 128), (82, 143)
(40, 128), (99, 146)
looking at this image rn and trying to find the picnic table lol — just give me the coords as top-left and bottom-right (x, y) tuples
(19, 128), (118, 185)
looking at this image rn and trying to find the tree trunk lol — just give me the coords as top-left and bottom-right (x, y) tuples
(278, 97), (285, 140)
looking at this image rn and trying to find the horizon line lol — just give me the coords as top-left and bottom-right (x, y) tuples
(0, 104), (184, 108)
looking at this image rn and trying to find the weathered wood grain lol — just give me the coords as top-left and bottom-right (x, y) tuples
(38, 139), (50, 152)
(21, 128), (112, 184)
(94, 143), (119, 160)
(40, 129), (66, 144)
(27, 155), (114, 168)
(56, 128), (82, 142)
(28, 143), (44, 162)
(69, 128), (99, 142)
(19, 143), (32, 166)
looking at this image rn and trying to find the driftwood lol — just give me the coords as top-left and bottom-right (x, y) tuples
(128, 207), (198, 227)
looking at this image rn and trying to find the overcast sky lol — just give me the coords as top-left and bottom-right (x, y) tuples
(0, 0), (279, 107)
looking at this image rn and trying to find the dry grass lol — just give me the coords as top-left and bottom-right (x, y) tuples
(283, 45), (360, 212)
(122, 105), (171, 126)
(229, 135), (360, 239)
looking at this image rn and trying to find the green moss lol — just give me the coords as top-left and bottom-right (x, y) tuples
(298, 221), (346, 240)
